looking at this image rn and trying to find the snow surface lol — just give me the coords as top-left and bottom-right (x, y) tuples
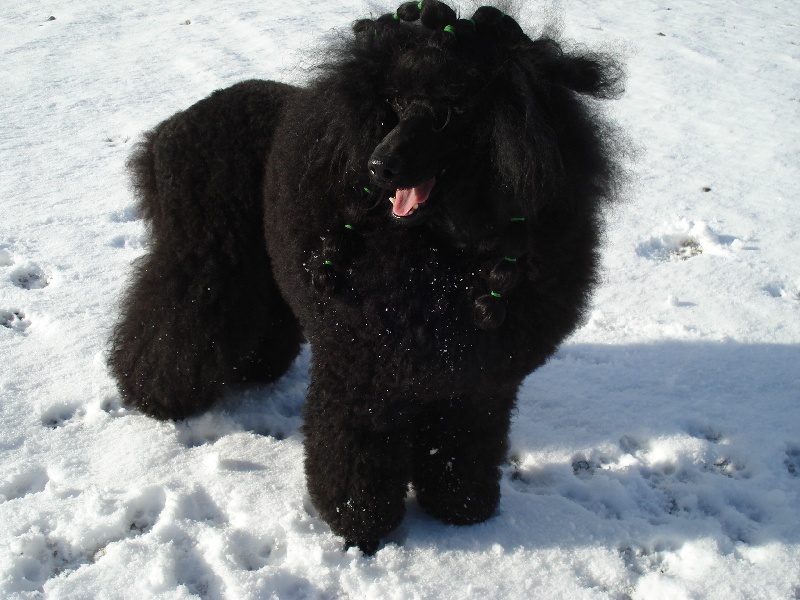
(1, 0), (799, 598)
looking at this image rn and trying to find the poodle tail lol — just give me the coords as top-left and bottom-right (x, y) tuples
(109, 80), (303, 420)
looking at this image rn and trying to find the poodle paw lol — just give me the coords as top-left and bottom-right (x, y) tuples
(416, 485), (499, 526)
(344, 537), (380, 556)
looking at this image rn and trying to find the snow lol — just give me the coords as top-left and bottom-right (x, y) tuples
(1, 0), (799, 598)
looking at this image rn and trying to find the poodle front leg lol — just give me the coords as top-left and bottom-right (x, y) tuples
(302, 380), (411, 555)
(411, 392), (515, 525)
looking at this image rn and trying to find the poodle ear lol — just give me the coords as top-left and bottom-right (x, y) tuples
(352, 18), (372, 34)
(526, 39), (624, 99)
(551, 54), (624, 98)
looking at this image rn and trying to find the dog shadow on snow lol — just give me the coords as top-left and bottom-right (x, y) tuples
(178, 340), (800, 555)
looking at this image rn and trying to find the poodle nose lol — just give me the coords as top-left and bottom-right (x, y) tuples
(368, 155), (403, 185)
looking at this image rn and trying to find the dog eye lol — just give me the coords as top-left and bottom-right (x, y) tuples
(387, 97), (408, 114)
(431, 104), (452, 133)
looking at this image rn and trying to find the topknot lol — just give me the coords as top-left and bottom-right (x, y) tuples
(395, 1), (422, 21)
(357, 1), (529, 51)
(419, 0), (457, 29)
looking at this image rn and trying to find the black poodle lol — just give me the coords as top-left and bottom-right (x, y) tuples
(109, 1), (623, 554)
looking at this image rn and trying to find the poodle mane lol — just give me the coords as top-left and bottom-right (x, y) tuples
(292, 1), (625, 328)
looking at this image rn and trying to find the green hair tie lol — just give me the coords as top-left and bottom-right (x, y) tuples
(393, 12), (399, 20)
(344, 224), (354, 230)
(510, 217), (525, 222)
(490, 291), (502, 298)
(503, 256), (517, 263)
(417, 1), (423, 9)
(323, 260), (333, 266)
(363, 186), (372, 194)
(443, 25), (455, 36)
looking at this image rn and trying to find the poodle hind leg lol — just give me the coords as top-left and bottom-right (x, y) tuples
(239, 287), (304, 386)
(411, 392), (515, 525)
(109, 243), (302, 420)
(108, 80), (302, 420)
(109, 249), (232, 419)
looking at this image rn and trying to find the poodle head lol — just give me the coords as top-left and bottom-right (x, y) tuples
(311, 0), (623, 231)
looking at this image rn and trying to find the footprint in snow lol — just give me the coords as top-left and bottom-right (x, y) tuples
(7, 528), (75, 586)
(571, 456), (601, 479)
(104, 134), (130, 147)
(619, 434), (648, 455)
(685, 421), (726, 444)
(785, 444), (800, 477)
(4, 487), (168, 591)
(109, 233), (147, 250)
(109, 204), (140, 223)
(636, 218), (738, 261)
(100, 395), (128, 418)
(0, 467), (49, 502)
(619, 542), (673, 577)
(1, 308), (31, 332)
(506, 454), (533, 486)
(41, 403), (82, 428)
(124, 487), (167, 535)
(0, 248), (14, 266)
(709, 455), (750, 479)
(226, 530), (277, 571)
(763, 281), (800, 301)
(684, 422), (753, 479)
(175, 413), (240, 448)
(571, 452), (614, 480)
(11, 264), (49, 289)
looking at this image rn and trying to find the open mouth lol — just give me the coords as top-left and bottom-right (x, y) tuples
(389, 175), (437, 221)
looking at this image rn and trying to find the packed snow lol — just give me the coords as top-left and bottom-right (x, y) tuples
(1, 0), (799, 598)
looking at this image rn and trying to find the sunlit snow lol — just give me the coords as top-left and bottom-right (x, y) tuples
(1, 1), (799, 598)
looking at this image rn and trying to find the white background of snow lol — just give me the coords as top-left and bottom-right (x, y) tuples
(1, 0), (799, 598)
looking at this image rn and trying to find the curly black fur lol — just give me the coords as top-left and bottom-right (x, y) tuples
(109, 1), (624, 554)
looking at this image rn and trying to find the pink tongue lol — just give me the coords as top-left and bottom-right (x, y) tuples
(392, 176), (436, 217)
